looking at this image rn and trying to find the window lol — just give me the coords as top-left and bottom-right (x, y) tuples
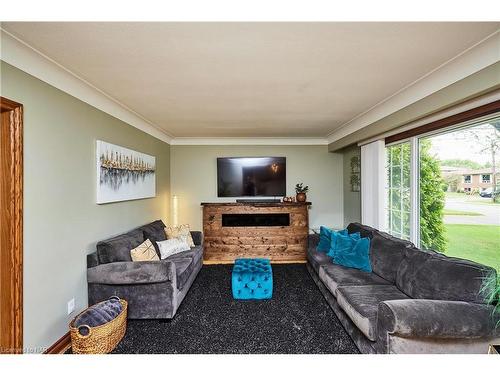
(385, 115), (500, 273)
(385, 142), (411, 240)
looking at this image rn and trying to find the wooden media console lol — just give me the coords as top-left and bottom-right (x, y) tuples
(201, 202), (310, 264)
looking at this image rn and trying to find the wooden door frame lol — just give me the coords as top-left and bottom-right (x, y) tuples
(1, 97), (23, 354)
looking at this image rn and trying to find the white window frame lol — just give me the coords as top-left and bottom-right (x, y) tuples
(409, 137), (420, 245)
(464, 175), (472, 184)
(384, 141), (413, 241)
(482, 174), (491, 183)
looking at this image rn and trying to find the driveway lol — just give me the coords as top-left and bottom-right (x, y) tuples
(444, 195), (500, 225)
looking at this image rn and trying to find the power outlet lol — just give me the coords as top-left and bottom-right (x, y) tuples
(67, 298), (75, 315)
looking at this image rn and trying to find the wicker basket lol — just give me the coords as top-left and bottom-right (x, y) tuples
(69, 298), (127, 354)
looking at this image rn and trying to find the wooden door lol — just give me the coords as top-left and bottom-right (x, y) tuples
(0, 97), (23, 354)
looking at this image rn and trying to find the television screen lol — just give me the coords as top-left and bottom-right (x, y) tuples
(217, 157), (286, 197)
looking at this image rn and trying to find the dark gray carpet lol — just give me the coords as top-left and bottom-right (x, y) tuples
(109, 264), (358, 354)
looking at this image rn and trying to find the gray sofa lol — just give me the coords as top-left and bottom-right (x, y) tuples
(307, 222), (499, 354)
(86, 220), (203, 319)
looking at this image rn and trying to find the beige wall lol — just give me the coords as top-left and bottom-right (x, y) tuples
(1, 62), (171, 352)
(170, 145), (343, 232)
(341, 145), (361, 226)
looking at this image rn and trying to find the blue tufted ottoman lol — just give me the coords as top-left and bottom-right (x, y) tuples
(232, 258), (273, 300)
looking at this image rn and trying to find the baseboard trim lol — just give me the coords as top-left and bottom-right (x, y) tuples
(44, 332), (71, 354)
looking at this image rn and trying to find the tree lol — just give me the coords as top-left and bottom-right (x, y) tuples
(440, 158), (484, 169)
(419, 139), (447, 252)
(387, 140), (446, 252)
(462, 122), (500, 202)
(477, 122), (499, 202)
(443, 174), (460, 192)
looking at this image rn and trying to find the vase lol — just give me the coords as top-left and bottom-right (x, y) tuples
(296, 193), (307, 202)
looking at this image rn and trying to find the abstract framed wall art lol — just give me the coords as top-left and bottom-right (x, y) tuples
(96, 140), (156, 204)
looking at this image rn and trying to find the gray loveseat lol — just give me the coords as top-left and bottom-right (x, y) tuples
(307, 222), (499, 354)
(86, 220), (203, 319)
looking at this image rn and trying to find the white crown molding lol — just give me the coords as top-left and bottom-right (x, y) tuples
(0, 28), (173, 144)
(170, 137), (329, 145)
(327, 29), (500, 144)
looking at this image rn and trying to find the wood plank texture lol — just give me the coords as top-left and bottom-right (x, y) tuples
(44, 332), (71, 354)
(0, 97), (23, 354)
(385, 100), (500, 144)
(202, 202), (310, 263)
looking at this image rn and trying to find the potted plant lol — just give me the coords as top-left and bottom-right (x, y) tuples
(481, 274), (500, 353)
(295, 183), (309, 203)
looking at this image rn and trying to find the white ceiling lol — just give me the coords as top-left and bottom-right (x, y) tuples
(2, 22), (499, 138)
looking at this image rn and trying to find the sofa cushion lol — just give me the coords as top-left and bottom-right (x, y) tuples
(171, 258), (195, 290)
(327, 230), (361, 259)
(130, 239), (160, 262)
(396, 246), (497, 304)
(140, 220), (167, 254)
(319, 263), (390, 297)
(307, 246), (332, 273)
(317, 226), (335, 252)
(370, 231), (413, 283)
(165, 224), (195, 247)
(308, 234), (320, 249)
(157, 238), (191, 259)
(336, 285), (410, 341)
(96, 228), (144, 264)
(333, 237), (372, 273)
(347, 222), (377, 239)
(165, 245), (203, 265)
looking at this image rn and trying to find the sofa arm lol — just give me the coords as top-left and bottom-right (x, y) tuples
(87, 261), (175, 285)
(377, 299), (499, 340)
(191, 231), (203, 246)
(308, 234), (320, 249)
(87, 251), (99, 269)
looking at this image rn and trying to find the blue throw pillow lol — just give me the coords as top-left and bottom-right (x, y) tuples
(333, 237), (372, 273)
(327, 231), (352, 259)
(316, 226), (334, 252)
(327, 230), (361, 259)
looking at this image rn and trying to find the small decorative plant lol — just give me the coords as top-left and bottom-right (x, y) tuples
(295, 183), (309, 194)
(295, 183), (309, 202)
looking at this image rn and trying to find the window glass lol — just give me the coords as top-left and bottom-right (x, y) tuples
(386, 142), (411, 240)
(418, 118), (500, 273)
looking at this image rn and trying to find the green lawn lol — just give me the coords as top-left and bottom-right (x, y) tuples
(445, 192), (465, 199)
(443, 209), (483, 216)
(445, 224), (500, 273)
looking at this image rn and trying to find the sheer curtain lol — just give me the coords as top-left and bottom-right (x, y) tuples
(360, 140), (387, 230)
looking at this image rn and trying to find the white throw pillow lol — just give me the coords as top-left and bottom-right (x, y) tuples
(157, 238), (190, 259)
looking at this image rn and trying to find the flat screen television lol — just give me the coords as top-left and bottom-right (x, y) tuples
(217, 157), (286, 197)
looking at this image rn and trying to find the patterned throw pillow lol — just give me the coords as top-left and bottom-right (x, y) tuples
(130, 239), (160, 261)
(157, 238), (191, 259)
(164, 224), (195, 247)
